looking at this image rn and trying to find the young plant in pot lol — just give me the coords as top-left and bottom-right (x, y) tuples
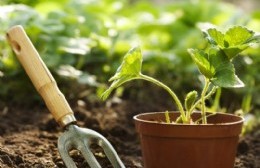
(101, 26), (260, 168)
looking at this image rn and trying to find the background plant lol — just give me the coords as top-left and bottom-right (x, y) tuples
(0, 0), (259, 124)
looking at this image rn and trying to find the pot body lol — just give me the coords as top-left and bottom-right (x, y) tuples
(134, 112), (243, 168)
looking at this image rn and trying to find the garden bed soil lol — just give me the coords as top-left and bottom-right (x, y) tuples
(0, 100), (259, 168)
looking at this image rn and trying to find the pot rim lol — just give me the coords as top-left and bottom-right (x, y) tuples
(133, 111), (244, 126)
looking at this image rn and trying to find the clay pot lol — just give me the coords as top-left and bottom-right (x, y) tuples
(134, 112), (243, 168)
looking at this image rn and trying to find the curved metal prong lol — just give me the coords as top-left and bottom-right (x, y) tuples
(77, 126), (125, 168)
(79, 140), (101, 168)
(58, 137), (77, 168)
(95, 135), (125, 168)
(57, 124), (125, 168)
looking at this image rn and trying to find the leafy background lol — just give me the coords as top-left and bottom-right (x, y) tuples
(0, 0), (259, 123)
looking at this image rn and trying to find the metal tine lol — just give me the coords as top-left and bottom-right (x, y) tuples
(58, 125), (101, 168)
(78, 142), (101, 168)
(58, 125), (125, 168)
(78, 126), (125, 168)
(58, 136), (77, 168)
(96, 135), (125, 168)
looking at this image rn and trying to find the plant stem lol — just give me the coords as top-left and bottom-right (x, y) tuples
(201, 77), (211, 124)
(165, 111), (171, 123)
(185, 85), (217, 123)
(210, 87), (221, 112)
(188, 86), (217, 114)
(139, 74), (187, 123)
(194, 113), (216, 123)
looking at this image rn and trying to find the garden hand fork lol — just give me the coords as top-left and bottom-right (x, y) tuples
(7, 25), (125, 168)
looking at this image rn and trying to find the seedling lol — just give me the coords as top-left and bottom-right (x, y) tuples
(102, 26), (259, 124)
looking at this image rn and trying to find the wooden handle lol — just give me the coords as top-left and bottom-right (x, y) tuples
(6, 25), (76, 126)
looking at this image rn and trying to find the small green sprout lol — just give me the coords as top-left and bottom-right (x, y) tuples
(102, 26), (260, 124)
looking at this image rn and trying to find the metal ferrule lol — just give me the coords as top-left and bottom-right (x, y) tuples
(58, 114), (77, 128)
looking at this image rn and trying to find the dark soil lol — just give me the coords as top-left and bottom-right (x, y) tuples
(0, 99), (259, 168)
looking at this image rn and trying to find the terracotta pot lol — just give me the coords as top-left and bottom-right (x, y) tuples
(134, 112), (243, 168)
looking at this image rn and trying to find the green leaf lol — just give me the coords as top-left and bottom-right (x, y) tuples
(188, 49), (214, 78)
(185, 91), (198, 111)
(207, 28), (225, 47)
(101, 46), (143, 100)
(208, 48), (229, 70)
(224, 26), (254, 46)
(209, 49), (244, 88)
(101, 75), (137, 100)
(244, 34), (260, 43)
(222, 45), (249, 59)
(204, 26), (256, 59)
(189, 47), (244, 88)
(211, 68), (244, 88)
(109, 46), (142, 81)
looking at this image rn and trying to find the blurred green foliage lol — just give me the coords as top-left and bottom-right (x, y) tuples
(0, 0), (259, 115)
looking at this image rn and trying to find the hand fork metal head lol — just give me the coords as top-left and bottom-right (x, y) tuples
(7, 25), (125, 168)
(58, 124), (125, 168)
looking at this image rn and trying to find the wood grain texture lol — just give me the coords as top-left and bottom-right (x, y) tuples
(6, 25), (74, 124)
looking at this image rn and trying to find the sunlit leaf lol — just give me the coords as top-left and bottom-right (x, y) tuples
(207, 28), (225, 47)
(109, 46), (142, 81)
(204, 26), (256, 59)
(224, 26), (254, 46)
(189, 47), (245, 88)
(101, 46), (142, 100)
(222, 46), (249, 59)
(188, 49), (214, 78)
